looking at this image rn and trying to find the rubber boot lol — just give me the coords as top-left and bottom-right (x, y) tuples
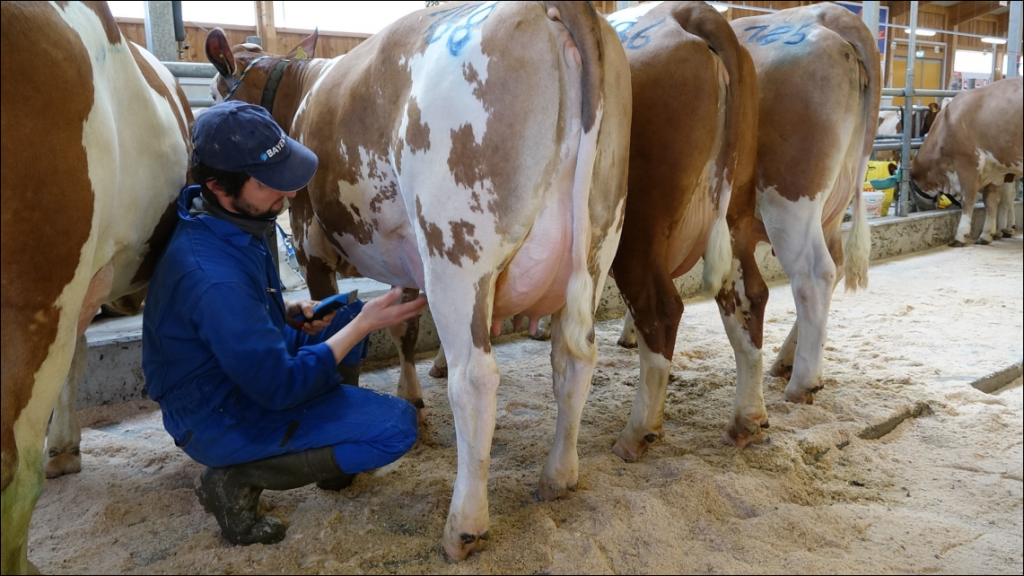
(195, 447), (345, 546)
(338, 364), (361, 388)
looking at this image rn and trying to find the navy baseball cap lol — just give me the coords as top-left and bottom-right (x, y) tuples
(192, 101), (318, 192)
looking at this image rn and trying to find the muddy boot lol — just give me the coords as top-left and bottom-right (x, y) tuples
(196, 447), (345, 546)
(315, 473), (357, 492)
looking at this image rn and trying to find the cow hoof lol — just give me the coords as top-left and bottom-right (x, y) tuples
(538, 481), (578, 502)
(785, 385), (822, 405)
(770, 364), (794, 381)
(612, 432), (660, 463)
(948, 239), (967, 248)
(443, 530), (490, 562)
(529, 331), (551, 342)
(725, 412), (770, 449)
(45, 452), (82, 479)
(978, 237), (993, 246)
(429, 366), (448, 379)
(1002, 230), (1015, 239)
(617, 338), (639, 350)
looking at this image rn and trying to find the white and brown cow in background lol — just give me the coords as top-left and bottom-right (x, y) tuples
(603, 1), (768, 460)
(611, 2), (879, 461)
(1, 2), (192, 574)
(205, 0), (631, 561)
(730, 4), (880, 405)
(911, 77), (1023, 246)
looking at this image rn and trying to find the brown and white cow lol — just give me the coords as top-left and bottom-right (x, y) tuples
(205, 0), (631, 561)
(609, 2), (879, 461)
(731, 4), (880, 405)
(911, 77), (1023, 246)
(1, 2), (192, 574)
(602, 1), (768, 460)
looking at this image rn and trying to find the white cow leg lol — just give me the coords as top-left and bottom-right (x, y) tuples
(617, 309), (638, 349)
(430, 276), (501, 562)
(612, 333), (671, 463)
(44, 335), (87, 479)
(979, 184), (1000, 245)
(770, 324), (798, 381)
(764, 200), (836, 405)
(716, 257), (768, 448)
(952, 179), (981, 246)
(540, 310), (597, 499)
(429, 343), (448, 379)
(784, 240), (837, 405)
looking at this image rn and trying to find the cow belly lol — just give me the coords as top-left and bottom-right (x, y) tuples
(493, 188), (574, 321)
(667, 185), (716, 279)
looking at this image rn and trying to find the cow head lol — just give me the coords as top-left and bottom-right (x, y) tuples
(910, 152), (957, 203)
(205, 28), (319, 106)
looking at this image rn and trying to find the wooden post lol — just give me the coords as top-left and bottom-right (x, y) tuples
(255, 1), (279, 54)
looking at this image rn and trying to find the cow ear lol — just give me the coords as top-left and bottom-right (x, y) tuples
(287, 29), (318, 60)
(206, 28), (236, 78)
(929, 103), (940, 113)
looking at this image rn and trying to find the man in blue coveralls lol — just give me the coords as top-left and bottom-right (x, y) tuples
(143, 101), (428, 546)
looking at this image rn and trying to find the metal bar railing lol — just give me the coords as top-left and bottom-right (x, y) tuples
(189, 98), (215, 108)
(166, 62), (217, 79)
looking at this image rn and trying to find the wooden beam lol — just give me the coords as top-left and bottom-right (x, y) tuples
(948, 1), (1004, 27)
(254, 1), (278, 53)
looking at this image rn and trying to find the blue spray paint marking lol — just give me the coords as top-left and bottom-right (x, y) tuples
(744, 23), (811, 46)
(613, 18), (667, 50)
(426, 2), (497, 57)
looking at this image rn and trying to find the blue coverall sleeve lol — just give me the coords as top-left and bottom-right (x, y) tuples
(190, 281), (339, 411)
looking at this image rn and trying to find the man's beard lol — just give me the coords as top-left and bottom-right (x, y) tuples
(230, 197), (283, 220)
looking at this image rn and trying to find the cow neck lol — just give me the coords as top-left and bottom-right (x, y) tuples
(263, 58), (325, 136)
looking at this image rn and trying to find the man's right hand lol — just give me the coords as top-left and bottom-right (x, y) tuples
(356, 288), (428, 335)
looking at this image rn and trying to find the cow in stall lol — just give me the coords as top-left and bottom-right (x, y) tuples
(1, 2), (192, 574)
(205, 0), (632, 561)
(608, 2), (878, 459)
(602, 1), (768, 459)
(728, 4), (880, 405)
(617, 3), (880, 452)
(911, 77), (1022, 246)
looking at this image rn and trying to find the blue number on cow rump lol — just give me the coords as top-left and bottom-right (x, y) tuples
(449, 2), (497, 57)
(613, 20), (636, 45)
(626, 18), (666, 51)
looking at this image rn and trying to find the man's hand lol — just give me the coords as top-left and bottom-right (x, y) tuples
(356, 288), (428, 335)
(287, 299), (337, 336)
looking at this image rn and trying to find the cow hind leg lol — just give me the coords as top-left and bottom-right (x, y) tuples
(979, 184), (1001, 245)
(717, 246), (770, 448)
(540, 309), (597, 499)
(617, 310), (638, 349)
(429, 274), (501, 562)
(45, 335), (88, 479)
(768, 220), (837, 405)
(388, 289), (427, 423)
(429, 343), (448, 379)
(951, 175), (981, 247)
(613, 274), (683, 463)
(770, 325), (798, 381)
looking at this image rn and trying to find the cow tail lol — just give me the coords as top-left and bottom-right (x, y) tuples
(670, 3), (747, 296)
(820, 6), (881, 292)
(544, 1), (605, 360)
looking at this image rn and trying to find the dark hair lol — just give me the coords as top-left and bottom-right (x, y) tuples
(191, 161), (251, 199)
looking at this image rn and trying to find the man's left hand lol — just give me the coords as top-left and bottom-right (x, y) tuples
(287, 299), (337, 336)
